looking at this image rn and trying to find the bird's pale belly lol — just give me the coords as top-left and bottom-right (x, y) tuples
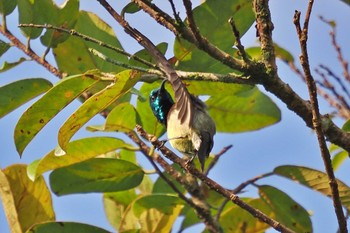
(167, 110), (196, 156)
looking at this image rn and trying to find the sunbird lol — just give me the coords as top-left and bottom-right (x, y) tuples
(149, 79), (216, 171)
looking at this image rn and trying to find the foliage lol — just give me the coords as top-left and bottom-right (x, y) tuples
(0, 0), (349, 233)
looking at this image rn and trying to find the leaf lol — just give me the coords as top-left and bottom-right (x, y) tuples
(0, 78), (52, 118)
(0, 39), (10, 56)
(49, 158), (144, 196)
(14, 73), (99, 156)
(207, 86), (281, 132)
(220, 198), (271, 233)
(274, 165), (350, 211)
(103, 190), (138, 230)
(129, 42), (168, 68)
(27, 137), (135, 180)
(58, 70), (139, 150)
(330, 144), (348, 171)
(17, 0), (46, 38)
(0, 57), (27, 73)
(118, 194), (183, 233)
(25, 222), (110, 233)
(0, 0), (17, 15)
(136, 81), (166, 137)
(3, 164), (55, 232)
(152, 164), (185, 194)
(0, 168), (22, 233)
(174, 0), (255, 73)
(259, 185), (312, 232)
(133, 194), (184, 217)
(104, 103), (137, 132)
(178, 206), (201, 232)
(54, 11), (127, 74)
(40, 0), (79, 48)
(246, 44), (294, 63)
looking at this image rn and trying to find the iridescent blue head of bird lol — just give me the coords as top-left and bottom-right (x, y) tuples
(149, 80), (174, 126)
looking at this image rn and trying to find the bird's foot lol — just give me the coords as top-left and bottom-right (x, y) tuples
(185, 155), (195, 167)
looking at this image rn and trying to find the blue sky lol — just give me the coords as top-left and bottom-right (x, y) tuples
(1, 0), (350, 232)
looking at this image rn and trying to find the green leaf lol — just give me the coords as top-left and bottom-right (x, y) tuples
(152, 164), (185, 194)
(0, 78), (52, 118)
(104, 103), (137, 132)
(58, 70), (139, 150)
(220, 198), (271, 233)
(121, 2), (141, 17)
(49, 158), (144, 196)
(0, 57), (27, 73)
(54, 11), (127, 74)
(178, 206), (201, 232)
(0, 39), (10, 56)
(207, 86), (281, 132)
(40, 0), (79, 48)
(129, 42), (168, 68)
(104, 190), (138, 230)
(136, 81), (166, 137)
(331, 144), (348, 171)
(3, 164), (55, 232)
(27, 137), (135, 180)
(14, 73), (99, 156)
(17, 0), (46, 38)
(25, 222), (110, 233)
(274, 165), (350, 211)
(259, 185), (312, 232)
(133, 194), (184, 217)
(0, 0), (17, 16)
(174, 0), (255, 73)
(246, 44), (294, 63)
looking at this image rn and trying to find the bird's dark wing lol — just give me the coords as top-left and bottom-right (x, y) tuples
(169, 72), (194, 126)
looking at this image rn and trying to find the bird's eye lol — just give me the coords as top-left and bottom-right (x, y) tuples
(151, 95), (156, 101)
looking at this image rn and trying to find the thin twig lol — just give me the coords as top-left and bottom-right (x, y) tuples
(205, 145), (233, 176)
(18, 23), (158, 70)
(228, 17), (250, 63)
(215, 172), (274, 222)
(90, 48), (163, 75)
(0, 26), (62, 78)
(293, 2), (348, 232)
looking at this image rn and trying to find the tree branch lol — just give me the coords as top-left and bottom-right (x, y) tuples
(136, 125), (295, 233)
(127, 130), (221, 233)
(293, 2), (348, 232)
(0, 26), (62, 78)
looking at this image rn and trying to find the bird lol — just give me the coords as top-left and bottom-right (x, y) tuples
(149, 79), (216, 171)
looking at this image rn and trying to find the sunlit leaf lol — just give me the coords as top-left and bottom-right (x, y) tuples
(40, 0), (79, 48)
(14, 73), (99, 156)
(245, 44), (294, 63)
(104, 190), (138, 230)
(49, 158), (144, 196)
(58, 70), (139, 150)
(259, 185), (312, 232)
(3, 164), (55, 232)
(17, 0), (47, 38)
(54, 11), (127, 74)
(0, 57), (27, 73)
(207, 86), (281, 132)
(133, 194), (184, 217)
(274, 165), (350, 211)
(0, 168), (22, 233)
(25, 221), (110, 233)
(0, 78), (52, 118)
(129, 42), (168, 68)
(220, 198), (271, 233)
(27, 137), (136, 180)
(136, 81), (166, 138)
(0, 0), (17, 15)
(174, 0), (255, 73)
(104, 103), (137, 132)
